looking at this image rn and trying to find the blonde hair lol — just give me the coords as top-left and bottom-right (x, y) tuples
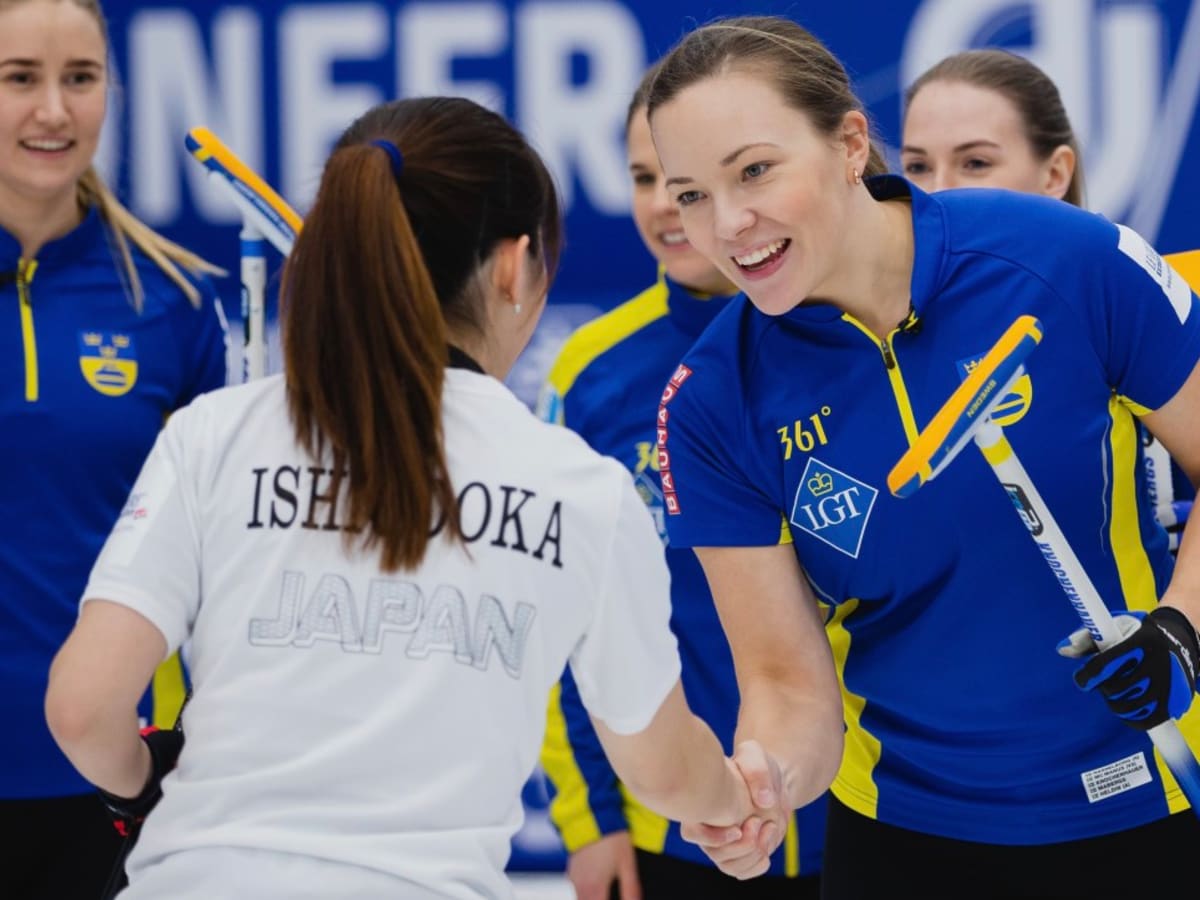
(77, 169), (224, 310)
(2, 0), (225, 309)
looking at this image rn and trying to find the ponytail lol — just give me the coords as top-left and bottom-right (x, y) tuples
(282, 146), (461, 571)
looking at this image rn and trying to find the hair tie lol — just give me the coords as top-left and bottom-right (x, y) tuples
(370, 139), (405, 180)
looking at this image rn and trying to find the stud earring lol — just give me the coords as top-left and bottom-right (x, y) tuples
(514, 303), (522, 315)
(853, 169), (862, 185)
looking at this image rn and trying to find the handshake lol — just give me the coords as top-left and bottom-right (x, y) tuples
(682, 740), (790, 880)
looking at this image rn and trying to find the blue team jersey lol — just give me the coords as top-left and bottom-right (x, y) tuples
(539, 274), (825, 876)
(660, 176), (1200, 845)
(0, 209), (228, 798)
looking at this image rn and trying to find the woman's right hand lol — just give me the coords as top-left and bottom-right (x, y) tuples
(682, 740), (787, 879)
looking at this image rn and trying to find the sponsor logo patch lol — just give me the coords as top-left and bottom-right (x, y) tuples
(790, 458), (878, 558)
(658, 365), (691, 515)
(1117, 224), (1192, 324)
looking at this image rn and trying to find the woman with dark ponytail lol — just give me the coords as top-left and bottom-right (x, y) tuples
(44, 95), (764, 899)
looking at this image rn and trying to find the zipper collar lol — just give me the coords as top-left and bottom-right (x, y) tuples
(0, 205), (106, 274)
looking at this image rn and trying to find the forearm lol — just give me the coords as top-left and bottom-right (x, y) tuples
(45, 600), (166, 798)
(735, 680), (843, 809)
(594, 682), (749, 827)
(636, 712), (746, 825)
(1163, 508), (1200, 627)
(47, 700), (150, 798)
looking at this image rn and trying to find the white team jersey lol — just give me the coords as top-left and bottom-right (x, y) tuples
(83, 371), (680, 899)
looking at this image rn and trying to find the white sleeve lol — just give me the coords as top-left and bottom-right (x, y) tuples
(81, 408), (204, 659)
(569, 471), (681, 735)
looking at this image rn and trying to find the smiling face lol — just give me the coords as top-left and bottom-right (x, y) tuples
(0, 0), (107, 222)
(627, 107), (734, 295)
(901, 79), (1070, 199)
(650, 69), (861, 316)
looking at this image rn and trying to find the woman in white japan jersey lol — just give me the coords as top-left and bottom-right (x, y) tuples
(43, 96), (760, 900)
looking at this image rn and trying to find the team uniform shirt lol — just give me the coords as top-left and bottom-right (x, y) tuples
(660, 176), (1200, 845)
(0, 209), (228, 798)
(84, 369), (681, 900)
(1146, 249), (1200, 550)
(538, 274), (825, 877)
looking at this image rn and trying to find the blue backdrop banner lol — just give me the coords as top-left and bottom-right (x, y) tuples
(96, 0), (1200, 871)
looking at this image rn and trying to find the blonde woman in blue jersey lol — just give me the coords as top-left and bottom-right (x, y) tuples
(900, 48), (1194, 555)
(538, 63), (823, 900)
(1, 1), (227, 896)
(643, 15), (1200, 897)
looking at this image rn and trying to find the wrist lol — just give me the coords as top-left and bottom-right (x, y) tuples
(1151, 605), (1200, 687)
(99, 726), (184, 822)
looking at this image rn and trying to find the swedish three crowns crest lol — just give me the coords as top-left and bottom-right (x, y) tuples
(78, 331), (138, 396)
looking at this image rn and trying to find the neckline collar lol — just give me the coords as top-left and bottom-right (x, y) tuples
(663, 273), (737, 337)
(447, 345), (485, 374)
(0, 205), (106, 271)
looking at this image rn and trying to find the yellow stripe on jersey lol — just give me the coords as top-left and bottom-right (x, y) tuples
(826, 598), (882, 818)
(541, 682), (603, 851)
(620, 783), (671, 853)
(1108, 395), (1157, 614)
(545, 278), (669, 397)
(151, 650), (188, 728)
(783, 810), (800, 876)
(1109, 395), (1198, 812)
(779, 517), (793, 545)
(1133, 243), (1200, 805)
(840, 314), (921, 444)
(542, 684), (671, 851)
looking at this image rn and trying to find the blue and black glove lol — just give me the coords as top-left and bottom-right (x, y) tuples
(98, 725), (184, 837)
(1058, 606), (1200, 730)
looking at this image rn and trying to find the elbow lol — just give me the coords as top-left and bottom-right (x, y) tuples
(814, 727), (844, 795)
(806, 694), (846, 797)
(45, 686), (98, 752)
(44, 661), (105, 753)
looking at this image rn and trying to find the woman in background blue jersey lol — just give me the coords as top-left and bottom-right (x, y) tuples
(0, 0), (227, 896)
(538, 62), (823, 900)
(643, 15), (1200, 897)
(900, 47), (1194, 555)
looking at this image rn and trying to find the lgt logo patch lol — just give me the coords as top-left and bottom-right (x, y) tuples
(790, 459), (878, 558)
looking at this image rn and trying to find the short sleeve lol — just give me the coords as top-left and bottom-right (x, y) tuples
(1093, 224), (1200, 410)
(81, 406), (205, 656)
(659, 361), (784, 548)
(568, 471), (680, 735)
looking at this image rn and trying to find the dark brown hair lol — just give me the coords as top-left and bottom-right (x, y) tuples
(282, 96), (561, 571)
(645, 16), (888, 177)
(904, 49), (1085, 207)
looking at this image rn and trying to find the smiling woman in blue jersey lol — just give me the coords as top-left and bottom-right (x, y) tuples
(538, 61), (824, 900)
(640, 14), (1200, 898)
(0, 0), (228, 896)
